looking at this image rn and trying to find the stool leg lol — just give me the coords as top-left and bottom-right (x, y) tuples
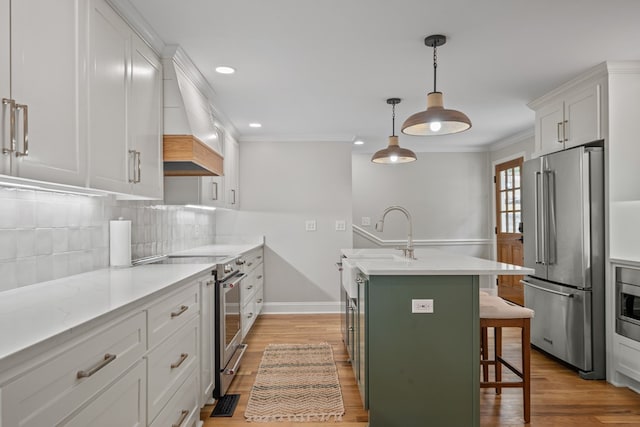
(495, 326), (502, 395)
(481, 326), (489, 382)
(523, 320), (531, 423)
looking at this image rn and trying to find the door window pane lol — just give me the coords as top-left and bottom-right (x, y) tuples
(501, 213), (507, 233)
(507, 212), (514, 232)
(514, 189), (521, 210)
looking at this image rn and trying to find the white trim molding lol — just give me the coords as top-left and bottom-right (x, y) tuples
(262, 302), (341, 314)
(352, 225), (492, 247)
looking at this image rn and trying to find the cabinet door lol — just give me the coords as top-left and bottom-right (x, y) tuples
(534, 100), (565, 157)
(224, 135), (239, 209)
(130, 34), (163, 199)
(564, 83), (601, 149)
(61, 361), (146, 427)
(10, 0), (87, 186)
(0, 0), (10, 175)
(200, 277), (216, 404)
(88, 0), (130, 194)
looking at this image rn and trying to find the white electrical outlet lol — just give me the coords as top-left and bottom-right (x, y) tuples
(335, 220), (346, 231)
(412, 299), (434, 314)
(305, 220), (317, 231)
(361, 217), (371, 226)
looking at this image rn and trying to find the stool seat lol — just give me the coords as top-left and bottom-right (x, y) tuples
(479, 295), (533, 424)
(480, 295), (534, 319)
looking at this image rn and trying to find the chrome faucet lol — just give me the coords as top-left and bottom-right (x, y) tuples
(374, 205), (415, 259)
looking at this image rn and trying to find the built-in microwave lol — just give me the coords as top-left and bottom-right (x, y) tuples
(616, 267), (640, 342)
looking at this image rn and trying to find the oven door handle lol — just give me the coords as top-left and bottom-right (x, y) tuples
(224, 343), (248, 375)
(222, 273), (246, 289)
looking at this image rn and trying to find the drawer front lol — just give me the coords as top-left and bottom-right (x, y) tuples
(255, 284), (264, 315)
(61, 360), (146, 427)
(242, 299), (258, 338)
(242, 247), (263, 274)
(2, 312), (146, 427)
(149, 369), (199, 427)
(148, 282), (199, 349)
(147, 316), (199, 422)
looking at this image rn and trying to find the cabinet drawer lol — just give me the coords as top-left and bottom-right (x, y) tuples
(61, 360), (146, 427)
(242, 299), (258, 338)
(242, 247), (263, 273)
(255, 284), (264, 315)
(1, 311), (146, 427)
(148, 282), (199, 349)
(147, 316), (199, 423)
(150, 369), (199, 427)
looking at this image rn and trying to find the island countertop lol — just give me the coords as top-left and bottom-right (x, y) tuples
(341, 248), (533, 276)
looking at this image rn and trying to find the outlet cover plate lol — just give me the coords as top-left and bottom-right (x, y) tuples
(305, 220), (317, 231)
(412, 299), (434, 313)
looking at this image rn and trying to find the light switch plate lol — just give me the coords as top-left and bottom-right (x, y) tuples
(412, 299), (434, 313)
(305, 220), (317, 232)
(335, 220), (346, 231)
(361, 217), (371, 226)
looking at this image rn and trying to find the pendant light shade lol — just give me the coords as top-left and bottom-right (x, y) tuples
(372, 98), (417, 164)
(401, 35), (471, 136)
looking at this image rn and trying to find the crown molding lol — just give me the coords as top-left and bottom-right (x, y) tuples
(106, 0), (165, 54)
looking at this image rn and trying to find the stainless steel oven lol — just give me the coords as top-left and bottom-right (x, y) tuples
(215, 257), (248, 397)
(616, 267), (640, 342)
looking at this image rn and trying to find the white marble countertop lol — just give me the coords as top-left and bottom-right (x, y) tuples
(0, 241), (264, 369)
(341, 248), (533, 276)
(0, 264), (215, 366)
(170, 242), (262, 257)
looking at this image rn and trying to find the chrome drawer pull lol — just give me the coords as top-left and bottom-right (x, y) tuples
(247, 285), (253, 290)
(172, 410), (189, 427)
(247, 312), (254, 318)
(171, 305), (189, 318)
(206, 279), (215, 287)
(257, 255), (262, 260)
(257, 275), (263, 280)
(170, 353), (189, 369)
(257, 299), (263, 303)
(77, 353), (116, 379)
(247, 262), (253, 267)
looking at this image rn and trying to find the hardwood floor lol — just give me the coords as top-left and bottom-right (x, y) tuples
(201, 314), (640, 426)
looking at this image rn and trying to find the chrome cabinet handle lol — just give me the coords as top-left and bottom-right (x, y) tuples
(206, 279), (215, 287)
(556, 122), (563, 143)
(563, 119), (568, 142)
(257, 255), (262, 260)
(135, 150), (141, 183)
(170, 353), (188, 369)
(171, 305), (188, 318)
(231, 189), (236, 205)
(15, 104), (28, 157)
(211, 181), (218, 200)
(128, 150), (136, 183)
(2, 98), (16, 154)
(172, 410), (189, 427)
(77, 353), (117, 379)
(257, 275), (263, 280)
(257, 298), (263, 303)
(247, 312), (254, 318)
(247, 285), (253, 290)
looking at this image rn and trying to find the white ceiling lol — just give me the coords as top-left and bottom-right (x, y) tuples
(129, 0), (640, 153)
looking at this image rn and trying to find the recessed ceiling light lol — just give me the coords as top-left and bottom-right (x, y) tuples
(353, 139), (364, 145)
(249, 123), (262, 128)
(215, 66), (236, 74)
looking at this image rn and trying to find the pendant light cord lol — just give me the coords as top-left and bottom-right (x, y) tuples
(433, 43), (438, 92)
(391, 102), (396, 136)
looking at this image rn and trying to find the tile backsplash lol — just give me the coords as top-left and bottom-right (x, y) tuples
(0, 187), (215, 291)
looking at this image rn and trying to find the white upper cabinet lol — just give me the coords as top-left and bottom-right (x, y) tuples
(0, 0), (88, 186)
(224, 133), (240, 209)
(529, 76), (602, 157)
(88, 0), (162, 199)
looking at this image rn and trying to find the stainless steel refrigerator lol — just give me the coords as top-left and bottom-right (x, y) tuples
(521, 144), (605, 379)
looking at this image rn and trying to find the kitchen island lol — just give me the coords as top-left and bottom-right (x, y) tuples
(340, 248), (533, 427)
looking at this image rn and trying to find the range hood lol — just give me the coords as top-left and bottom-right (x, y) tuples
(162, 51), (224, 176)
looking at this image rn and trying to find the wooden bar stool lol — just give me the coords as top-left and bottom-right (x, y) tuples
(479, 295), (534, 423)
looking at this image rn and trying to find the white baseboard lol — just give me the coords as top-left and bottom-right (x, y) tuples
(262, 301), (341, 314)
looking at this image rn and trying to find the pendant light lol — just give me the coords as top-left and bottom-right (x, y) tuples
(371, 98), (417, 164)
(401, 34), (471, 136)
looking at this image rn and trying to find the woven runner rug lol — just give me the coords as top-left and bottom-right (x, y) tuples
(244, 343), (345, 422)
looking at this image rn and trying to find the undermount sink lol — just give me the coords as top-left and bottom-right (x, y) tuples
(342, 253), (411, 298)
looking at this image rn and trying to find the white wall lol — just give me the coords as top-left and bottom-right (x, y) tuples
(215, 140), (352, 312)
(352, 151), (492, 253)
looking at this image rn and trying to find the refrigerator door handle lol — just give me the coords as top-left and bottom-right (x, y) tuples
(520, 280), (574, 298)
(535, 171), (544, 264)
(546, 170), (557, 265)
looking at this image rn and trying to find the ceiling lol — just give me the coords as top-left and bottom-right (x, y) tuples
(128, 0), (640, 154)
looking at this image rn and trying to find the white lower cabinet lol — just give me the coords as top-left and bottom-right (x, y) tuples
(147, 316), (199, 423)
(0, 311), (146, 427)
(62, 361), (147, 427)
(0, 275), (208, 427)
(240, 247), (264, 338)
